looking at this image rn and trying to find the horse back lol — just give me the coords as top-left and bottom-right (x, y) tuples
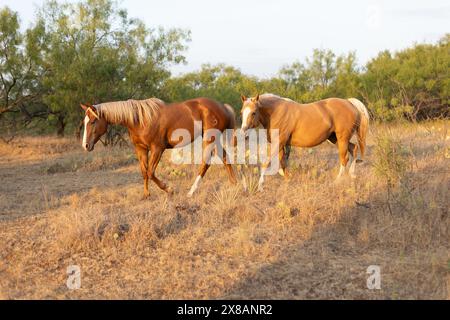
(162, 98), (235, 146)
(181, 97), (235, 131)
(320, 98), (360, 131)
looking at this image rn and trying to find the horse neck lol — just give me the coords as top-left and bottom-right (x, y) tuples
(258, 100), (276, 128)
(100, 107), (160, 130)
(103, 116), (129, 129)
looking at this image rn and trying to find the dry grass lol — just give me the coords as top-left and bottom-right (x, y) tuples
(0, 121), (449, 300)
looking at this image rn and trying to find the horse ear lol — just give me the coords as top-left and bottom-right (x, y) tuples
(241, 95), (247, 103)
(80, 103), (88, 111)
(254, 93), (260, 102)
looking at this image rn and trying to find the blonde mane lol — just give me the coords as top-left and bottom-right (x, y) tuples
(95, 98), (163, 127)
(260, 93), (294, 102)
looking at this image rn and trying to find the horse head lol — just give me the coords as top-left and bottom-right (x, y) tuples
(80, 103), (108, 152)
(240, 94), (261, 132)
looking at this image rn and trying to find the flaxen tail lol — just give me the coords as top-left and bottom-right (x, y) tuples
(348, 98), (370, 162)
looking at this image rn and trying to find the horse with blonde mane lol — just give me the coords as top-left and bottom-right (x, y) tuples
(240, 93), (369, 191)
(81, 97), (237, 198)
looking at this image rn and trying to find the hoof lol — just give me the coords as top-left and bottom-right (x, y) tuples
(356, 159), (363, 164)
(165, 186), (174, 195)
(257, 185), (264, 193)
(334, 176), (345, 184)
(187, 192), (194, 198)
(141, 194), (150, 200)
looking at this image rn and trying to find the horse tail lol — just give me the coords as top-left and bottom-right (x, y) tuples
(348, 98), (369, 161)
(223, 103), (238, 147)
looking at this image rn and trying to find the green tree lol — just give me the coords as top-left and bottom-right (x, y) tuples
(362, 35), (449, 120)
(38, 0), (190, 135)
(332, 52), (361, 98)
(163, 64), (260, 110)
(278, 49), (361, 102)
(0, 7), (48, 132)
(307, 49), (336, 90)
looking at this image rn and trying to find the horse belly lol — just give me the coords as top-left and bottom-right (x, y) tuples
(289, 123), (332, 148)
(167, 120), (201, 148)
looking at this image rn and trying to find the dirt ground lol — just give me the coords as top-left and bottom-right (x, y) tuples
(0, 121), (448, 299)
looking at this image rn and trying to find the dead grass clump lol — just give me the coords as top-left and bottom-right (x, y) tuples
(239, 167), (261, 195)
(212, 185), (241, 210)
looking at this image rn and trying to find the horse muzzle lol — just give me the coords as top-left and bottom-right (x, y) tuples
(84, 143), (94, 152)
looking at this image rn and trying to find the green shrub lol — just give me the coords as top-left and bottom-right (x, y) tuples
(373, 133), (412, 185)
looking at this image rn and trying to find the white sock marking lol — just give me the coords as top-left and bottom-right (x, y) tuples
(337, 164), (346, 179)
(349, 159), (357, 179)
(187, 175), (202, 197)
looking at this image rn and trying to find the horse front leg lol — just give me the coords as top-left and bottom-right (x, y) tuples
(258, 141), (284, 192)
(148, 145), (173, 194)
(221, 144), (237, 184)
(135, 145), (150, 199)
(278, 145), (291, 178)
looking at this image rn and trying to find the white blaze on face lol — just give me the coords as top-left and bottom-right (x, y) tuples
(241, 106), (252, 130)
(82, 115), (89, 151)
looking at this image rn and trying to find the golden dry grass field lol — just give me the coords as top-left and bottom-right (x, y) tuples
(0, 121), (449, 299)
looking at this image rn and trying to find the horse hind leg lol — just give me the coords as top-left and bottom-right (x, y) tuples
(356, 136), (365, 164)
(336, 135), (351, 181)
(348, 142), (358, 179)
(328, 132), (347, 180)
(330, 132), (358, 180)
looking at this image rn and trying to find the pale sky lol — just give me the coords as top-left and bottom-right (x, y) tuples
(2, 0), (449, 77)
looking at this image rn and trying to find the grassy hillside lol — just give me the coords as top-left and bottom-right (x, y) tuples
(0, 121), (448, 299)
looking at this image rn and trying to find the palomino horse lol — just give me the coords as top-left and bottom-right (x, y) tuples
(81, 97), (237, 198)
(240, 93), (369, 191)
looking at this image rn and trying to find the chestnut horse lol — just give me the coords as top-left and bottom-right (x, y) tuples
(240, 93), (369, 191)
(81, 97), (237, 198)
